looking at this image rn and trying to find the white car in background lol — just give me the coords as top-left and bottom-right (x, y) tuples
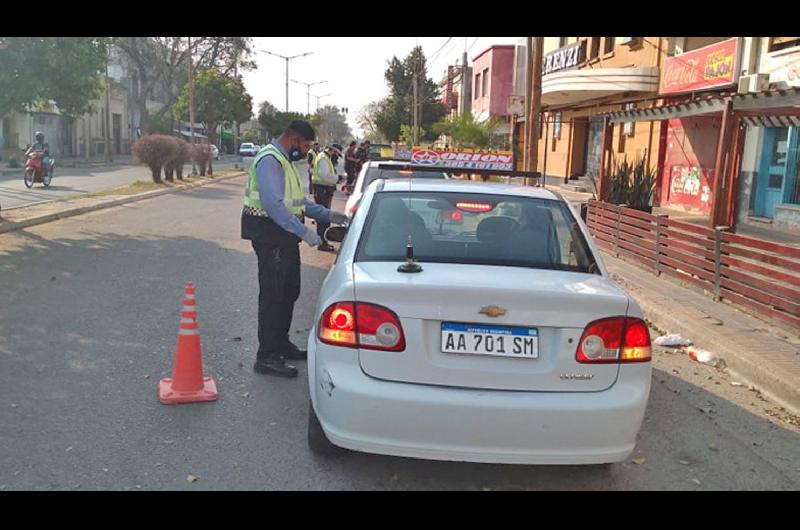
(307, 178), (652, 465)
(343, 160), (449, 218)
(239, 142), (258, 157)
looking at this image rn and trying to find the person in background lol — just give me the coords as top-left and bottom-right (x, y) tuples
(306, 142), (320, 195)
(344, 140), (358, 193)
(311, 144), (342, 252)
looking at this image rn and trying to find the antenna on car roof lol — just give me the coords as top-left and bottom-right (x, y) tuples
(397, 235), (423, 273)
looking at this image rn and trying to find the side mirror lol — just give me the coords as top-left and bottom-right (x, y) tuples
(324, 225), (347, 243)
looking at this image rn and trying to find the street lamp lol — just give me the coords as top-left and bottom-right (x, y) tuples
(291, 79), (327, 115)
(312, 93), (333, 112)
(261, 49), (313, 112)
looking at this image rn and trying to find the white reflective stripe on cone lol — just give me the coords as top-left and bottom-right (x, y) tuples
(180, 317), (195, 325)
(178, 329), (200, 336)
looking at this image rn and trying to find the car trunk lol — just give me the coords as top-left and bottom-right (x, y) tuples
(353, 262), (629, 392)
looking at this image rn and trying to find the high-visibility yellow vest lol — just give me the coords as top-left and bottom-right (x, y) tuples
(244, 143), (304, 217)
(312, 152), (338, 186)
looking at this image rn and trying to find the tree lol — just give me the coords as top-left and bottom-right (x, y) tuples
(0, 37), (110, 118)
(114, 37), (255, 134)
(256, 100), (308, 140)
(357, 101), (384, 142)
(432, 113), (506, 148)
(374, 46), (448, 142)
(172, 69), (253, 147)
(312, 105), (353, 144)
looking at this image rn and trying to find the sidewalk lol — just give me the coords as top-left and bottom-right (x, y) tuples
(603, 251), (800, 415)
(543, 183), (800, 412)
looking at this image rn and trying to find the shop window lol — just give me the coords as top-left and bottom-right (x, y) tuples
(604, 37), (615, 55)
(482, 68), (489, 99)
(769, 37), (800, 52)
(554, 112), (562, 139)
(474, 73), (481, 99)
(771, 128), (789, 165)
(559, 37), (568, 48)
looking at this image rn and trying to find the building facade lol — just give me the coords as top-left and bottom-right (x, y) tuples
(514, 37), (666, 190)
(471, 45), (515, 136)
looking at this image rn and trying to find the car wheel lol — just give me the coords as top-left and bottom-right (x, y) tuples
(308, 402), (343, 456)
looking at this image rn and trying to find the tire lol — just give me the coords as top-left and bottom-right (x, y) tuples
(307, 402), (343, 456)
(24, 169), (35, 188)
(43, 170), (52, 187)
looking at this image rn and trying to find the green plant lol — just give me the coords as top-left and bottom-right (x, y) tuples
(605, 156), (656, 210)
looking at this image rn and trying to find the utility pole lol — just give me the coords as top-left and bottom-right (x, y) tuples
(262, 50), (313, 112)
(188, 36), (197, 176)
(233, 40), (240, 157)
(104, 53), (113, 163)
(524, 37), (543, 185)
(292, 79), (327, 115)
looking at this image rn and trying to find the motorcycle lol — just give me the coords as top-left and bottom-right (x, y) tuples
(23, 147), (54, 188)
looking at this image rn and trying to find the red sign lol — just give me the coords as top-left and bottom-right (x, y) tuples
(410, 147), (514, 171)
(660, 38), (738, 95)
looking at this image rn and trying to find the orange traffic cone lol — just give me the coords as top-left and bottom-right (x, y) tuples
(182, 282), (197, 322)
(159, 282), (218, 405)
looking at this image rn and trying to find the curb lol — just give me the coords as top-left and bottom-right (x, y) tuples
(0, 172), (247, 236)
(625, 276), (800, 416)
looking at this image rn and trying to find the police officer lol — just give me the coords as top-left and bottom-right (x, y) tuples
(241, 120), (347, 378)
(311, 144), (341, 252)
(306, 142), (320, 195)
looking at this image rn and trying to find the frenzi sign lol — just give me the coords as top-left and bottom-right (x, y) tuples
(543, 41), (586, 76)
(411, 147), (514, 171)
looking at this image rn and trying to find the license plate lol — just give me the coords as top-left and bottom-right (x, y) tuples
(441, 322), (538, 359)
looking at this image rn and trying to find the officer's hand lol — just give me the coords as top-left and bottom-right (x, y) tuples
(302, 227), (323, 247)
(330, 211), (348, 225)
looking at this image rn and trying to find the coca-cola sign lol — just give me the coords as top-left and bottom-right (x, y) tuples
(660, 38), (738, 95)
(411, 147), (513, 170)
(543, 41), (586, 76)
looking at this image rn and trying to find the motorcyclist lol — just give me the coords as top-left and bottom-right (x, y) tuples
(26, 131), (52, 177)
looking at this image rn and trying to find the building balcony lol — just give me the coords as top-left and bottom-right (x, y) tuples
(541, 67), (660, 106)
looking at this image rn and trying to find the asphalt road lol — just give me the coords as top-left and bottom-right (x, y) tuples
(0, 175), (798, 490)
(0, 156), (243, 210)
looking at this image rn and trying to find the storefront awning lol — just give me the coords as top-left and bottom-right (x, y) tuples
(607, 97), (726, 123)
(605, 88), (800, 125)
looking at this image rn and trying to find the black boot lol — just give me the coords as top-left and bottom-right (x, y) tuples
(318, 242), (335, 252)
(253, 358), (298, 378)
(281, 341), (307, 361)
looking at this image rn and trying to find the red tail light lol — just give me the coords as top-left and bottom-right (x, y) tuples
(318, 302), (405, 352)
(449, 211), (463, 222)
(576, 317), (651, 363)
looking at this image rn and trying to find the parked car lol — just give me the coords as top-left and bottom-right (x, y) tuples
(344, 160), (449, 218)
(239, 142), (257, 157)
(307, 178), (652, 464)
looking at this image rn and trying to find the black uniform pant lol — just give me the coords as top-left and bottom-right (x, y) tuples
(252, 241), (301, 362)
(313, 184), (335, 238)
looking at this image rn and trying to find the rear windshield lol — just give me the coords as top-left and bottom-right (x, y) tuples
(355, 191), (599, 274)
(362, 168), (446, 191)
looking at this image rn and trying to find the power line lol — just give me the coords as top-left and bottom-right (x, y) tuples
(428, 37), (452, 63)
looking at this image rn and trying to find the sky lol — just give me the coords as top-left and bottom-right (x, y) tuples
(240, 37), (520, 138)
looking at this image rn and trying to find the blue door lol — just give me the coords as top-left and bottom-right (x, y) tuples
(755, 127), (798, 218)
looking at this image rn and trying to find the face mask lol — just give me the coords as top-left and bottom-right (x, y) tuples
(288, 145), (305, 162)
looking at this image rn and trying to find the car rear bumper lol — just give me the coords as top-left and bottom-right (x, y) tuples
(309, 339), (651, 465)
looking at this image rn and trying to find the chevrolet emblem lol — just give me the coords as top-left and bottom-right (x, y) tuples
(479, 305), (507, 318)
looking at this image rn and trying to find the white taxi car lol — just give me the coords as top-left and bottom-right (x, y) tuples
(307, 178), (652, 465)
(343, 160), (448, 219)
